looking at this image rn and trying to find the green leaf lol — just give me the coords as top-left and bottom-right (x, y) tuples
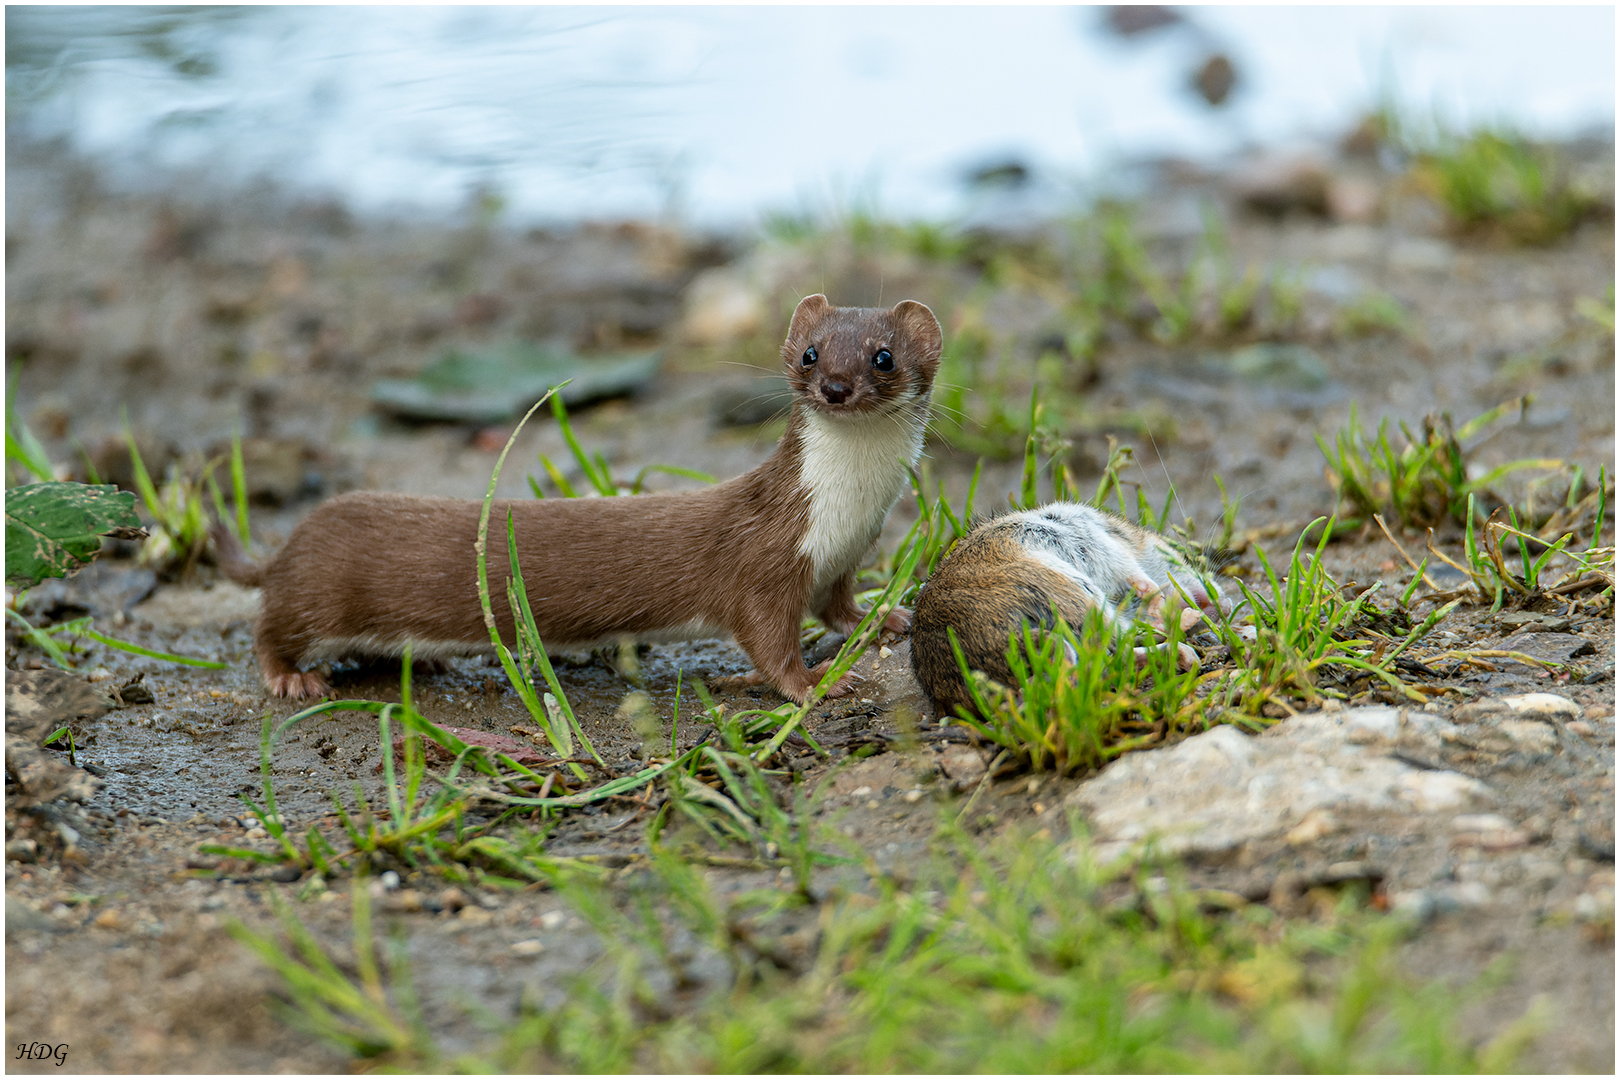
(4, 482), (145, 588)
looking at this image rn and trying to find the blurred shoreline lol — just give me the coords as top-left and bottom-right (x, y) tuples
(7, 5), (1614, 229)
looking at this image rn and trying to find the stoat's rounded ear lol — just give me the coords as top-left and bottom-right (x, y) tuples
(786, 294), (832, 341)
(890, 299), (943, 361)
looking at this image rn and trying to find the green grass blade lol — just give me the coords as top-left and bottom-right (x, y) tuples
(5, 386), (54, 482)
(78, 625), (227, 668)
(539, 454), (580, 498)
(230, 434), (251, 544)
(5, 606), (74, 669)
(120, 409), (165, 522)
(630, 463), (717, 494)
(477, 388), (568, 738)
(504, 509), (585, 761)
(551, 393), (615, 496)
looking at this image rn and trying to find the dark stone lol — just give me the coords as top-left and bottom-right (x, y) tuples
(1193, 53), (1237, 107)
(1104, 5), (1181, 37)
(118, 675), (155, 705)
(965, 160), (1030, 190)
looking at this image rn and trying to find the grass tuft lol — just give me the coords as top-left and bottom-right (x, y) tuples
(1414, 129), (1602, 246)
(1317, 398), (1569, 532)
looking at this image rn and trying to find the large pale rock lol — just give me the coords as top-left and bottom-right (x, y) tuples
(1454, 692), (1582, 725)
(1065, 707), (1492, 861)
(681, 268), (764, 346)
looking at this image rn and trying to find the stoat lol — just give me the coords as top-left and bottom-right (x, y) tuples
(213, 294), (942, 703)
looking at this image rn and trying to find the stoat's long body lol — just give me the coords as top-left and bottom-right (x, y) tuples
(213, 295), (942, 702)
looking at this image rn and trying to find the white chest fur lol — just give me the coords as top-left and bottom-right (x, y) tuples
(796, 406), (924, 593)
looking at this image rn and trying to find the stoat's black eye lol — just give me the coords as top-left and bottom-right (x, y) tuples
(801, 345), (818, 367)
(872, 348), (894, 372)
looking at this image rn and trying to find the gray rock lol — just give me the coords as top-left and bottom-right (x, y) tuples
(1454, 692), (1582, 725)
(1065, 707), (1492, 862)
(5, 669), (116, 735)
(1389, 881), (1492, 923)
(1494, 611), (1572, 633)
(1496, 632), (1596, 664)
(20, 561), (156, 619)
(4, 901), (61, 938)
(1231, 152), (1330, 217)
(1388, 237), (1454, 273)
(4, 670), (113, 808)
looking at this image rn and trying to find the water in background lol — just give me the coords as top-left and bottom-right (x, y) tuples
(7, 5), (1614, 227)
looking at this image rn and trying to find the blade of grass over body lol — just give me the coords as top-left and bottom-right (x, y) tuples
(473, 387), (584, 764)
(754, 527), (924, 764)
(505, 510), (601, 767)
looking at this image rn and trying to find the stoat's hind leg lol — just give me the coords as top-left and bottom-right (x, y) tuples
(260, 649), (331, 699)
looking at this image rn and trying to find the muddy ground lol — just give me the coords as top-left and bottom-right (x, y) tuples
(4, 135), (1615, 1072)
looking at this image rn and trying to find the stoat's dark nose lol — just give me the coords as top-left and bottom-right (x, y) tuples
(821, 380), (850, 404)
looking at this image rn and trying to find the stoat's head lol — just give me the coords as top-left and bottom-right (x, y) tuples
(780, 295), (942, 419)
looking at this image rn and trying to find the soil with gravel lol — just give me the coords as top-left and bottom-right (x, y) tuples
(5, 136), (1614, 1072)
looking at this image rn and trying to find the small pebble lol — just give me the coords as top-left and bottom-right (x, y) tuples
(878, 645), (893, 659)
(539, 909), (566, 930)
(458, 906), (493, 926)
(1286, 808), (1340, 845)
(93, 908), (127, 930)
(1450, 813), (1514, 833)
(384, 890), (424, 914)
(510, 938), (544, 955)
(902, 789), (924, 803)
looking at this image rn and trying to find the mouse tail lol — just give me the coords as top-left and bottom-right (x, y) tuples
(210, 520), (264, 587)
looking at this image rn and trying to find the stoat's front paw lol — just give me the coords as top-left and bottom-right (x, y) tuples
(802, 660), (866, 702)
